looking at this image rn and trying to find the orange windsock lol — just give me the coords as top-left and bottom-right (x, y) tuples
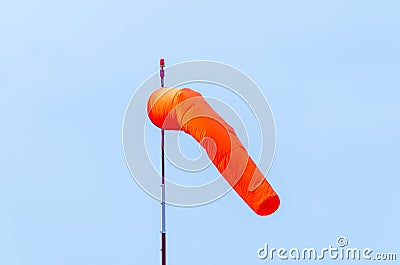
(147, 87), (279, 216)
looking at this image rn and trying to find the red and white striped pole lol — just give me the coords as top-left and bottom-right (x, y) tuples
(159, 58), (166, 265)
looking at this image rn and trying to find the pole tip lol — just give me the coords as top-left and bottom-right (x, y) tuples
(160, 58), (165, 67)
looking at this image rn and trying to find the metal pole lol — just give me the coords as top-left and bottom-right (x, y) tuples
(159, 58), (166, 265)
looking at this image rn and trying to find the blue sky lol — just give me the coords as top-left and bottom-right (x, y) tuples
(1, 0), (399, 264)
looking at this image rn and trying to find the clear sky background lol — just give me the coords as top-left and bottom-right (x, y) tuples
(1, 1), (399, 264)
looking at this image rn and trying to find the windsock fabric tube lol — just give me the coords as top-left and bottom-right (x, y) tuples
(147, 87), (280, 216)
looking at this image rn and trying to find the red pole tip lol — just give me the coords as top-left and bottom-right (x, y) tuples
(160, 58), (165, 67)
